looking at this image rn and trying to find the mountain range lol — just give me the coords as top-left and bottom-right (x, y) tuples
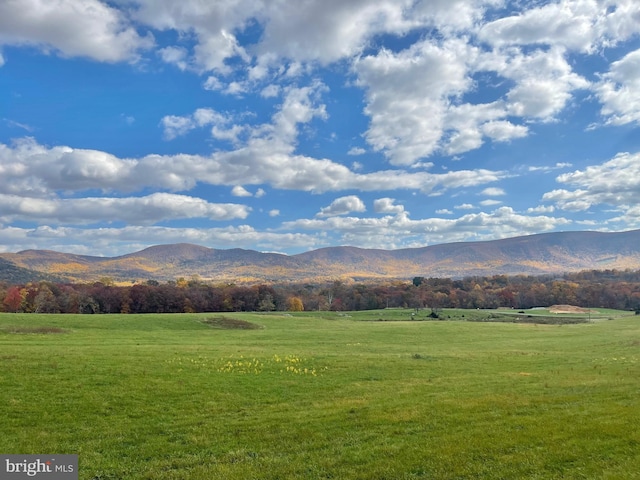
(1, 229), (640, 284)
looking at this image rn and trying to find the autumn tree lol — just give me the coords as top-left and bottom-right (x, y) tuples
(3, 286), (23, 312)
(286, 296), (304, 311)
(33, 284), (60, 313)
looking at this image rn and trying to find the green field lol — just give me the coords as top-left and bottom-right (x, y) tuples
(1, 309), (639, 479)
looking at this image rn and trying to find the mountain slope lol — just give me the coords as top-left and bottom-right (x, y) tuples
(1, 229), (640, 283)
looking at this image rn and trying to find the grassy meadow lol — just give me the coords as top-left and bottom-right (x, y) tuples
(1, 308), (639, 479)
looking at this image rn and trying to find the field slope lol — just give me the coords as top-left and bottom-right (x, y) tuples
(1, 310), (639, 479)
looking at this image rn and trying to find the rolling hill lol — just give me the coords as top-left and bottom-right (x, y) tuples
(1, 229), (640, 283)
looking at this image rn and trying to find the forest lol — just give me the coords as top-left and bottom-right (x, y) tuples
(2, 269), (640, 314)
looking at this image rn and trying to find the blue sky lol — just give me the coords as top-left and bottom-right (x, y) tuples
(1, 0), (640, 256)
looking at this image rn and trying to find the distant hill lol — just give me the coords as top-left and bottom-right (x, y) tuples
(0, 257), (64, 284)
(1, 229), (640, 284)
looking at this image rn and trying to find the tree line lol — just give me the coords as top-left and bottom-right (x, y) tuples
(2, 269), (640, 314)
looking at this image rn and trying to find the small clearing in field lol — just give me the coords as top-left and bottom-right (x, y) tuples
(202, 316), (263, 330)
(548, 305), (594, 314)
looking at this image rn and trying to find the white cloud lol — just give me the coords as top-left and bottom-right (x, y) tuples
(596, 0), (640, 48)
(594, 48), (640, 126)
(373, 198), (405, 215)
(161, 108), (238, 141)
(224, 81), (247, 96)
(529, 162), (573, 173)
(129, 0), (503, 76)
(354, 38), (587, 163)
(355, 38), (476, 165)
(255, 0), (413, 66)
(0, 137), (507, 198)
(159, 46), (188, 70)
(283, 206), (571, 251)
(348, 147), (366, 156)
(454, 203), (476, 210)
(193, 30), (249, 74)
(269, 209), (280, 217)
(477, 47), (590, 121)
(479, 0), (640, 53)
(132, 0), (255, 72)
(260, 84), (280, 98)
(543, 152), (640, 213)
(481, 121), (529, 142)
(527, 205), (555, 214)
(203, 76), (223, 91)
(413, 0), (501, 32)
(317, 195), (366, 217)
(0, 0), (153, 63)
(0, 192), (250, 225)
(608, 204), (640, 229)
(231, 186), (252, 197)
(0, 224), (320, 257)
(160, 115), (195, 140)
(478, 2), (595, 52)
(480, 187), (505, 196)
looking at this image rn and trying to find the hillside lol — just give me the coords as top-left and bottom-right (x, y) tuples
(1, 229), (640, 283)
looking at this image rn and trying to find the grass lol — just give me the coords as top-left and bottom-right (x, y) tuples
(0, 309), (639, 479)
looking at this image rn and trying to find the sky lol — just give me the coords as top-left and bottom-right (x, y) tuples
(1, 0), (640, 257)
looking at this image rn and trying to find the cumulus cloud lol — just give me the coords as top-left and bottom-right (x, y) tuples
(373, 198), (405, 214)
(254, 0), (414, 65)
(0, 0), (153, 63)
(478, 0), (640, 53)
(132, 0), (506, 74)
(158, 46), (188, 70)
(260, 84), (280, 98)
(478, 1), (596, 52)
(528, 205), (555, 213)
(355, 38), (476, 165)
(455, 203), (476, 210)
(480, 187), (505, 196)
(283, 206), (571, 251)
(161, 108), (234, 140)
(0, 192), (250, 225)
(133, 0), (252, 73)
(0, 224), (320, 257)
(594, 48), (640, 126)
(481, 121), (529, 142)
(476, 47), (590, 121)
(543, 152), (640, 212)
(317, 195), (366, 217)
(355, 39), (587, 163)
(231, 186), (252, 197)
(0, 137), (507, 197)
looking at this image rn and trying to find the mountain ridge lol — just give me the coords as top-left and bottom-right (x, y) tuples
(1, 229), (640, 283)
